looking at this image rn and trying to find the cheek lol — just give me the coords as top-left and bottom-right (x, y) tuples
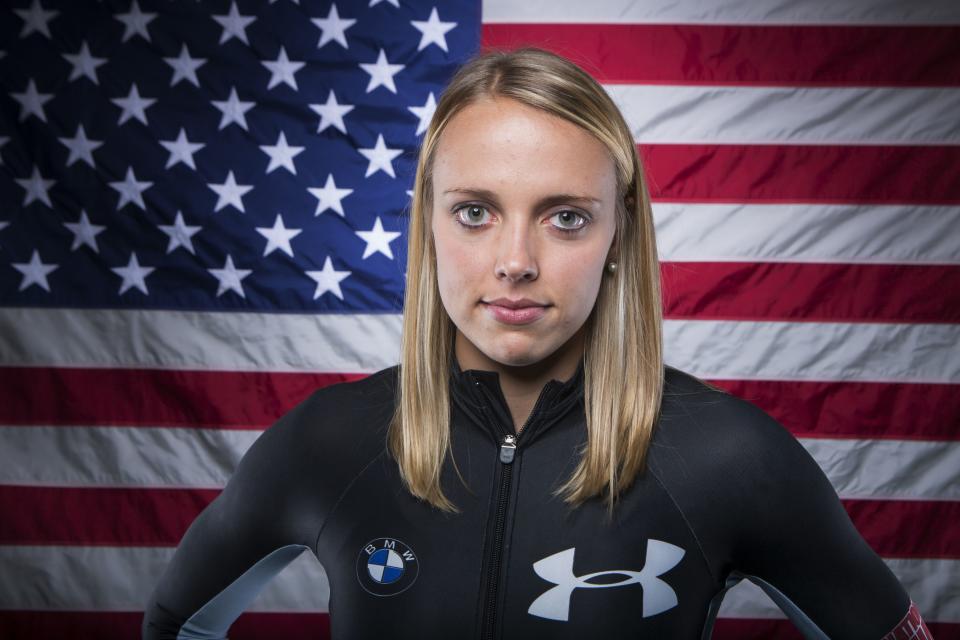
(433, 226), (479, 307)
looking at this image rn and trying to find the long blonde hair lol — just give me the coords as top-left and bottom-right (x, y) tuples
(388, 47), (663, 513)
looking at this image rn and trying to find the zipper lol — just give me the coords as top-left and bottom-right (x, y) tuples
(479, 385), (551, 640)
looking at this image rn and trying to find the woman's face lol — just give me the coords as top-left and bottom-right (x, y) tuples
(430, 96), (618, 369)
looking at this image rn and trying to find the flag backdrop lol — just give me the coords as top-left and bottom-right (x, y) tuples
(0, 0), (957, 638)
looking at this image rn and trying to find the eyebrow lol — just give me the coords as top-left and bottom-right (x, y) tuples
(441, 187), (602, 209)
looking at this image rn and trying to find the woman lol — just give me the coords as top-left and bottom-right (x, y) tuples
(142, 48), (931, 639)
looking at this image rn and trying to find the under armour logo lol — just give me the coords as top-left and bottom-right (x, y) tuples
(528, 540), (685, 622)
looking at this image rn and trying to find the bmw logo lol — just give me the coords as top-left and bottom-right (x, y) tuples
(356, 537), (419, 596)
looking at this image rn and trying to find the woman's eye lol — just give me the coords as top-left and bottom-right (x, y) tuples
(454, 205), (491, 227)
(550, 210), (587, 232)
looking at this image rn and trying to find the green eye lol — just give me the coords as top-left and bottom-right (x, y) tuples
(454, 204), (490, 227)
(550, 210), (587, 232)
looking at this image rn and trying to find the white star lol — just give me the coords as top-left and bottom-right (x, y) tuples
(109, 167), (152, 211)
(111, 84), (156, 126)
(63, 41), (107, 84)
(111, 252), (155, 295)
(358, 133), (402, 178)
(115, 0), (157, 43)
(309, 90), (354, 135)
(159, 128), (205, 170)
(356, 216), (401, 259)
(58, 124), (103, 168)
(211, 87), (255, 131)
(256, 213), (302, 257)
(12, 250), (58, 292)
(212, 2), (256, 46)
(15, 165), (55, 208)
(158, 210), (202, 254)
(15, 0), (58, 39)
(260, 131), (304, 175)
(369, 0), (400, 7)
(411, 8), (457, 52)
(208, 170), (253, 213)
(359, 49), (405, 94)
(208, 255), (252, 298)
(163, 44), (206, 87)
(409, 92), (436, 136)
(308, 174), (353, 217)
(262, 46), (304, 91)
(312, 3), (356, 49)
(11, 79), (53, 123)
(63, 210), (106, 252)
(306, 256), (350, 300)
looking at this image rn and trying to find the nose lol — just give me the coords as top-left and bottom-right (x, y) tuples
(494, 218), (538, 282)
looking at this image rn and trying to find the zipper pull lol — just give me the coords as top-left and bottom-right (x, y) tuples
(500, 434), (517, 464)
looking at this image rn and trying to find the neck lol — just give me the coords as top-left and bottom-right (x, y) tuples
(454, 328), (584, 432)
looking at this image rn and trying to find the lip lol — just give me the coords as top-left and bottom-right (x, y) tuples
(482, 298), (549, 326)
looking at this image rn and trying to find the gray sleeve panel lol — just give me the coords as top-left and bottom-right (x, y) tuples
(176, 545), (308, 640)
(743, 573), (829, 640)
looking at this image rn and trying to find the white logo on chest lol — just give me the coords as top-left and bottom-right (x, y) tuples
(528, 539), (685, 621)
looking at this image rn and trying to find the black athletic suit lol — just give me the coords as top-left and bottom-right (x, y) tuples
(142, 356), (922, 639)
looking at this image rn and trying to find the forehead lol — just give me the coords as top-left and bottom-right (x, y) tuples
(431, 97), (616, 199)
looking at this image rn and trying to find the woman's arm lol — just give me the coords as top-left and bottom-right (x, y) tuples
(141, 392), (326, 639)
(725, 400), (932, 639)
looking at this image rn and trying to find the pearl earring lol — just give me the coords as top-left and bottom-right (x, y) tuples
(607, 261), (617, 273)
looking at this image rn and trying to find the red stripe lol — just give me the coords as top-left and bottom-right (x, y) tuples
(1, 368), (955, 441)
(0, 367), (362, 428)
(712, 619), (960, 640)
(481, 24), (960, 86)
(662, 262), (960, 324)
(640, 145), (960, 204)
(709, 378), (960, 441)
(0, 611), (329, 640)
(0, 486), (219, 547)
(3, 485), (957, 558)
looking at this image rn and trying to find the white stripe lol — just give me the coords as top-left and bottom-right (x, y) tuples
(717, 558), (960, 623)
(664, 320), (960, 384)
(0, 426), (257, 489)
(1, 426), (956, 501)
(654, 203), (960, 265)
(0, 307), (401, 373)
(0, 545), (328, 612)
(604, 85), (960, 146)
(481, 0), (960, 25)
(1, 546), (955, 622)
(799, 438), (960, 502)
(5, 309), (959, 385)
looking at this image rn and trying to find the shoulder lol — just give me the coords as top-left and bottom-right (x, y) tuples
(653, 365), (818, 492)
(247, 365), (400, 469)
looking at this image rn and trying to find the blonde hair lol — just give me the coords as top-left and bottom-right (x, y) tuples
(388, 47), (663, 513)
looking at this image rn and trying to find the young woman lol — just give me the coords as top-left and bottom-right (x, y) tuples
(142, 48), (932, 639)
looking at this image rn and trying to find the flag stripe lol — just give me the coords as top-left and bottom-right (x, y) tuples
(1, 545), (955, 620)
(480, 0), (960, 25)
(640, 144), (960, 203)
(1, 426), (955, 501)
(0, 545), (328, 611)
(711, 379), (960, 441)
(609, 85), (960, 145)
(3, 368), (956, 441)
(5, 309), (958, 384)
(664, 320), (960, 384)
(712, 620), (960, 640)
(662, 262), (960, 324)
(482, 24), (960, 86)
(654, 203), (960, 266)
(0, 611), (330, 640)
(0, 366), (355, 429)
(0, 307), (401, 373)
(3, 485), (956, 559)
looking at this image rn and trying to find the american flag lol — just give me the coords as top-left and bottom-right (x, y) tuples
(0, 0), (957, 638)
